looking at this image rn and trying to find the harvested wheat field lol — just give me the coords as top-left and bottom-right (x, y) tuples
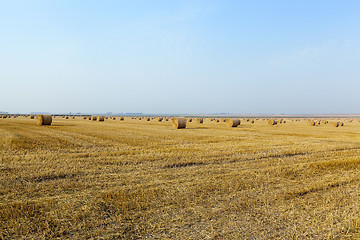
(1, 117), (360, 239)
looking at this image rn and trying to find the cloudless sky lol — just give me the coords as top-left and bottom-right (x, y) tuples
(1, 0), (360, 114)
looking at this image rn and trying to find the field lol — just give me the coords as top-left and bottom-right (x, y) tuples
(1, 117), (360, 239)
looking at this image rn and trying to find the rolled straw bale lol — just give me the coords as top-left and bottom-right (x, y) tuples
(251, 119), (255, 123)
(226, 118), (240, 127)
(197, 118), (203, 124)
(157, 117), (163, 122)
(119, 117), (124, 121)
(146, 117), (150, 121)
(339, 121), (344, 126)
(268, 119), (277, 125)
(246, 119), (250, 122)
(172, 117), (186, 129)
(320, 120), (328, 124)
(165, 118), (169, 121)
(307, 120), (316, 126)
(65, 116), (69, 119)
(106, 117), (108, 119)
(91, 116), (97, 121)
(83, 116), (87, 119)
(216, 119), (219, 122)
(329, 121), (340, 127)
(30, 115), (35, 119)
(188, 118), (193, 122)
(97, 116), (105, 122)
(37, 114), (52, 126)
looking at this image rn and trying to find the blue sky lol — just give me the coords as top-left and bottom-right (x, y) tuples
(1, 0), (360, 114)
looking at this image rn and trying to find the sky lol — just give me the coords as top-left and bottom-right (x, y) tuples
(1, 0), (360, 114)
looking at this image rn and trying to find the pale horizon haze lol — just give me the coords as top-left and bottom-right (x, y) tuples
(1, 1), (360, 114)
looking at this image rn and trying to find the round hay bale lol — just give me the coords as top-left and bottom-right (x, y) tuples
(268, 119), (277, 125)
(157, 117), (163, 122)
(251, 119), (255, 123)
(188, 118), (193, 122)
(226, 118), (240, 127)
(119, 117), (124, 121)
(197, 118), (203, 124)
(307, 120), (316, 126)
(91, 116), (97, 121)
(97, 116), (105, 122)
(338, 121), (344, 126)
(172, 117), (186, 129)
(216, 119), (219, 122)
(37, 114), (52, 126)
(165, 118), (169, 121)
(83, 116), (87, 119)
(330, 121), (340, 127)
(65, 116), (69, 119)
(30, 115), (35, 119)
(320, 120), (328, 124)
(146, 117), (150, 121)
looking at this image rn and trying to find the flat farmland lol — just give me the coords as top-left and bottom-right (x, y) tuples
(1, 117), (360, 239)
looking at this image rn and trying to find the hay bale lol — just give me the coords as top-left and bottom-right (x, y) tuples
(37, 114), (52, 126)
(30, 115), (35, 119)
(338, 121), (344, 126)
(307, 120), (316, 126)
(320, 120), (328, 124)
(197, 118), (203, 124)
(268, 119), (277, 125)
(97, 116), (105, 122)
(157, 117), (163, 122)
(119, 117), (124, 121)
(251, 119), (255, 123)
(226, 118), (241, 127)
(216, 119), (219, 122)
(330, 121), (340, 127)
(172, 117), (186, 129)
(83, 116), (87, 119)
(188, 118), (193, 122)
(146, 117), (150, 121)
(65, 116), (69, 119)
(91, 116), (97, 121)
(165, 118), (169, 121)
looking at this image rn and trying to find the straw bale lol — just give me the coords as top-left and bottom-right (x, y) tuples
(172, 117), (186, 129)
(226, 118), (240, 127)
(37, 114), (52, 126)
